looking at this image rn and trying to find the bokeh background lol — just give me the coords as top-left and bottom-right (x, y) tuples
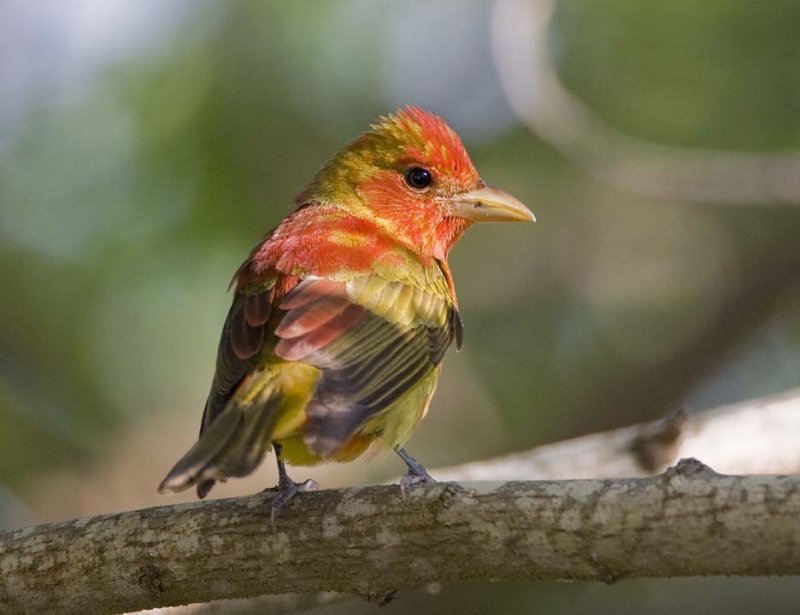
(3, 0), (800, 613)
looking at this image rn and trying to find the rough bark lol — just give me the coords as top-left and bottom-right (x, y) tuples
(149, 387), (800, 615)
(2, 459), (800, 615)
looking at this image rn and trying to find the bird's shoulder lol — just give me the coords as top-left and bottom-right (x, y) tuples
(201, 209), (462, 436)
(232, 203), (456, 317)
(232, 264), (454, 339)
(237, 204), (447, 287)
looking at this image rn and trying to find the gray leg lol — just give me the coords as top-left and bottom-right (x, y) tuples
(395, 446), (436, 497)
(270, 442), (319, 526)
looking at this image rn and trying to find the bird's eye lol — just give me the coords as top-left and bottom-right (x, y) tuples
(405, 167), (433, 190)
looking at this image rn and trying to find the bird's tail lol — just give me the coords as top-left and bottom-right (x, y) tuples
(158, 393), (280, 498)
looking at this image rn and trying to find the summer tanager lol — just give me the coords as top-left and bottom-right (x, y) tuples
(159, 107), (535, 519)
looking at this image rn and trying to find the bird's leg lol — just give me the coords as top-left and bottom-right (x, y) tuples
(270, 442), (320, 526)
(395, 446), (436, 497)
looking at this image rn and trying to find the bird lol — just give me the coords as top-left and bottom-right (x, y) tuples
(158, 106), (535, 520)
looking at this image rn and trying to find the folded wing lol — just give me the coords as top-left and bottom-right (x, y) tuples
(274, 275), (460, 457)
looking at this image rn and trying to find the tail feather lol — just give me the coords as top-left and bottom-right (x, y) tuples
(158, 393), (280, 497)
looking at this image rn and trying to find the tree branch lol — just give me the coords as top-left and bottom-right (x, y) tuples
(2, 459), (800, 615)
(4, 389), (800, 614)
(144, 387), (800, 615)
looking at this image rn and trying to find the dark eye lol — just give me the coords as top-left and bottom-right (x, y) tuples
(405, 167), (433, 190)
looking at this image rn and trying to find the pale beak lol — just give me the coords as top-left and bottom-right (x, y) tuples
(450, 184), (536, 223)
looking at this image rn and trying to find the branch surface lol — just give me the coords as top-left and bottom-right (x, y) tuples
(2, 460), (800, 614)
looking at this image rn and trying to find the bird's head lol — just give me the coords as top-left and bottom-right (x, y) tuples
(299, 106), (535, 260)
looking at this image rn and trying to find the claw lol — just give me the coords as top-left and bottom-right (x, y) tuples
(270, 478), (319, 526)
(270, 442), (320, 527)
(298, 478), (321, 492)
(395, 446), (436, 498)
(399, 470), (436, 499)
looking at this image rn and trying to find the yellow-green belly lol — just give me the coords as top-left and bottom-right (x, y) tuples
(271, 364), (441, 466)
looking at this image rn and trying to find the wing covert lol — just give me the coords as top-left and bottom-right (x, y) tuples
(273, 276), (457, 456)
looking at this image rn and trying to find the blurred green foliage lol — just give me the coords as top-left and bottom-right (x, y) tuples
(556, 0), (800, 148)
(2, 0), (800, 611)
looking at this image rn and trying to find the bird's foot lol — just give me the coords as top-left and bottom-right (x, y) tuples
(270, 476), (320, 527)
(395, 446), (436, 498)
(399, 468), (436, 499)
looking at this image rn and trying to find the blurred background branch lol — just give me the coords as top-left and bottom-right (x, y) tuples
(492, 0), (800, 205)
(436, 386), (800, 481)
